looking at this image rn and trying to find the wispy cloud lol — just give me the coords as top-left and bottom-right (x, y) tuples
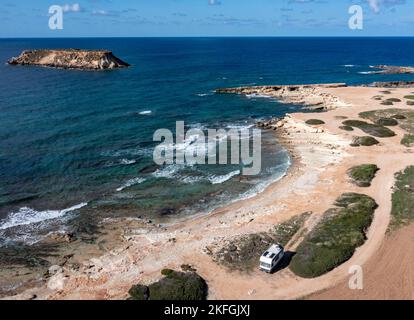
(208, 0), (221, 5)
(367, 0), (406, 13)
(62, 3), (81, 13)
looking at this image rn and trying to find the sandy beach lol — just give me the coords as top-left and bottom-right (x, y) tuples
(5, 84), (414, 300)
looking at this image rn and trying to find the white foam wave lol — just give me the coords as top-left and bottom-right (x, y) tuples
(342, 64), (355, 67)
(152, 165), (185, 179)
(226, 123), (254, 130)
(116, 177), (146, 192)
(0, 203), (87, 231)
(208, 170), (240, 185)
(120, 159), (136, 165)
(139, 110), (152, 115)
(358, 71), (376, 75)
(102, 147), (153, 158)
(246, 93), (271, 99)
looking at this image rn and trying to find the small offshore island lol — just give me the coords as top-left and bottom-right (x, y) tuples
(7, 49), (130, 70)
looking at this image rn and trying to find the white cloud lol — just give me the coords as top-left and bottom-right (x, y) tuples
(62, 3), (81, 13)
(367, 0), (380, 12)
(367, 0), (406, 13)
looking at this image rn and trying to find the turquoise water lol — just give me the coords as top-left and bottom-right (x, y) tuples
(1, 37), (414, 245)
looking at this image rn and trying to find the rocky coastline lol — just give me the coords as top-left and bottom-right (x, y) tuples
(7, 49), (130, 70)
(369, 65), (414, 75)
(215, 83), (349, 111)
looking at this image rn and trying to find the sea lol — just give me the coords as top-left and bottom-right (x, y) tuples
(1, 37), (414, 246)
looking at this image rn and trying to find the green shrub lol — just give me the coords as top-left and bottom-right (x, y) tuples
(290, 193), (377, 278)
(339, 125), (354, 132)
(375, 118), (398, 126)
(390, 166), (414, 230)
(305, 119), (325, 125)
(404, 95), (414, 100)
(380, 91), (392, 94)
(351, 136), (380, 147)
(385, 98), (401, 103)
(161, 269), (175, 277)
(347, 164), (379, 187)
(129, 270), (208, 300)
(128, 285), (149, 300)
(381, 100), (394, 106)
(401, 134), (414, 147)
(359, 109), (414, 133)
(342, 120), (396, 137)
(372, 95), (383, 100)
(407, 100), (414, 106)
(392, 114), (407, 120)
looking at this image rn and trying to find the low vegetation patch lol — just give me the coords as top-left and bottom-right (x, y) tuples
(392, 114), (407, 120)
(401, 134), (414, 147)
(372, 95), (383, 100)
(335, 116), (348, 120)
(128, 269), (208, 300)
(339, 125), (354, 132)
(380, 90), (392, 94)
(385, 98), (402, 103)
(211, 212), (310, 272)
(342, 120), (396, 137)
(305, 119), (325, 125)
(390, 166), (414, 230)
(375, 118), (398, 126)
(381, 101), (394, 106)
(407, 100), (414, 106)
(351, 136), (380, 147)
(404, 95), (414, 100)
(359, 108), (414, 134)
(347, 164), (379, 187)
(290, 193), (377, 278)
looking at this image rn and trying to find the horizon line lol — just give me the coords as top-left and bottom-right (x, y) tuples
(2, 35), (414, 39)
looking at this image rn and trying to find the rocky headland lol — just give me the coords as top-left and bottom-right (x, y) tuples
(366, 81), (414, 88)
(7, 49), (130, 70)
(369, 65), (414, 75)
(215, 83), (349, 110)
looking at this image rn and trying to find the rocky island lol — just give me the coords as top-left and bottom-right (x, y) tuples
(7, 49), (130, 70)
(369, 65), (414, 74)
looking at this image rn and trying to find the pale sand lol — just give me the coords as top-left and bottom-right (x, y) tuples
(6, 85), (414, 300)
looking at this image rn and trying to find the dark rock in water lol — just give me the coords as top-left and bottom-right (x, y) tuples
(159, 208), (176, 216)
(128, 270), (208, 300)
(8, 49), (130, 70)
(139, 164), (160, 174)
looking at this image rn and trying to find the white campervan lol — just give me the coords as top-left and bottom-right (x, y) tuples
(259, 244), (285, 273)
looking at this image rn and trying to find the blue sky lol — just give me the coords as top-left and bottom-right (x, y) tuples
(1, 0), (413, 37)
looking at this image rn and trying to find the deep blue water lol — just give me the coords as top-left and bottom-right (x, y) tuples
(1, 37), (414, 245)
